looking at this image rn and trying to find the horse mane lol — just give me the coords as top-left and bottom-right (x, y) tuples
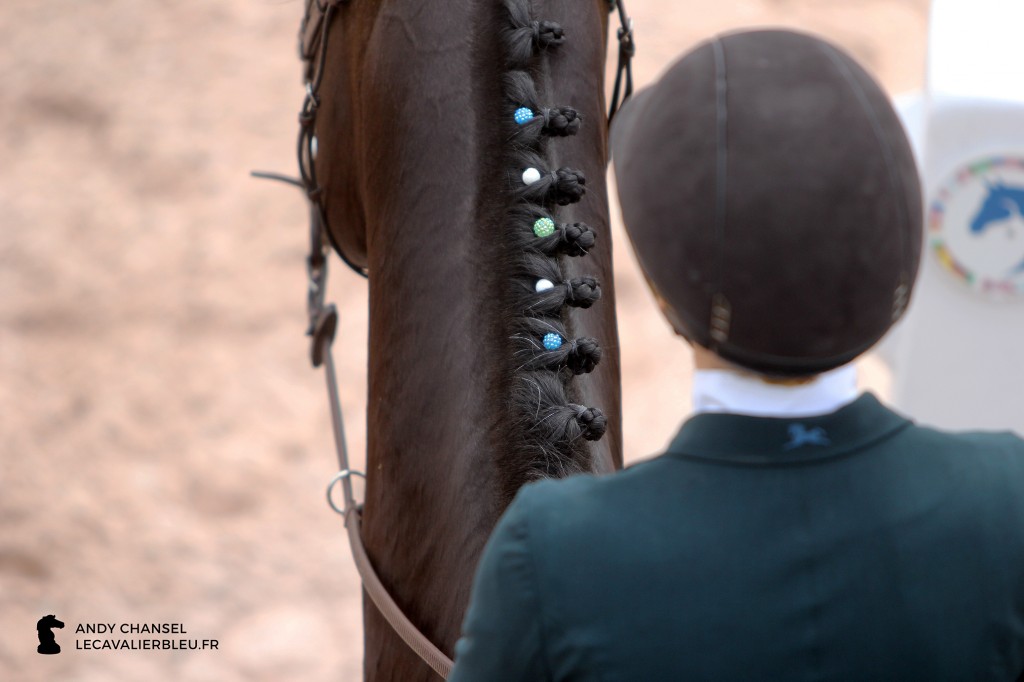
(492, 0), (608, 502)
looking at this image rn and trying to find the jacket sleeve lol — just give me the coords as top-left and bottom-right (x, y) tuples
(448, 487), (550, 681)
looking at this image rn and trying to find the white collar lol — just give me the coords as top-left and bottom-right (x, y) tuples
(691, 365), (860, 418)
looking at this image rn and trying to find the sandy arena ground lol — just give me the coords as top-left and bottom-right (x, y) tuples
(1, 1), (927, 680)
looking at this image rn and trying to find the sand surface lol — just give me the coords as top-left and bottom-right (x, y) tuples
(1, 1), (926, 679)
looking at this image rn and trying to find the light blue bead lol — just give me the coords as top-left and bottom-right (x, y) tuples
(542, 333), (563, 351)
(514, 107), (534, 125)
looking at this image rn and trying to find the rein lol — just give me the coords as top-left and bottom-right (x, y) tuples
(255, 0), (635, 677)
(608, 0), (636, 121)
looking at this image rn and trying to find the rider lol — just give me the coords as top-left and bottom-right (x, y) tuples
(448, 29), (1024, 680)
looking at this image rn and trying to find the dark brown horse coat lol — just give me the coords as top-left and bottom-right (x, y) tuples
(309, 1), (622, 678)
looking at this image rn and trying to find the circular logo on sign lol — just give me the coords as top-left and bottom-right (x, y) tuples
(929, 156), (1024, 299)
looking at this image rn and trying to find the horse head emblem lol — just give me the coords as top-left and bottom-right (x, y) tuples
(970, 180), (1024, 236)
(784, 424), (831, 450)
(969, 180), (1024, 276)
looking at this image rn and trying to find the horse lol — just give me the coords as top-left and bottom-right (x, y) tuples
(284, 0), (630, 679)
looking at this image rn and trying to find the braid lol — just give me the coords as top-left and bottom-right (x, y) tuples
(512, 254), (602, 317)
(512, 318), (602, 376)
(502, 1), (565, 68)
(509, 373), (607, 480)
(512, 152), (587, 206)
(507, 205), (598, 257)
(496, 0), (607, 500)
(505, 71), (582, 146)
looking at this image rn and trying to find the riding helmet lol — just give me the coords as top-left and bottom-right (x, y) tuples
(611, 29), (922, 376)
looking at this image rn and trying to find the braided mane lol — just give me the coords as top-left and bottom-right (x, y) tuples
(494, 0), (608, 501)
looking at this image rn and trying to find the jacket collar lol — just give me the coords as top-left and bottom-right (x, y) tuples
(666, 393), (912, 466)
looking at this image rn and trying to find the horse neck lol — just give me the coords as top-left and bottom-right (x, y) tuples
(327, 1), (621, 678)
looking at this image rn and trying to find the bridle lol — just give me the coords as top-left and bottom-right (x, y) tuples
(290, 0), (632, 281)
(253, 0), (635, 677)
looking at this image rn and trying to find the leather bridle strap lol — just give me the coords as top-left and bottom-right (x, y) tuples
(298, 0), (369, 279)
(317, 315), (455, 679)
(255, 0), (455, 668)
(299, 0), (454, 657)
(345, 508), (455, 679)
(608, 0), (635, 122)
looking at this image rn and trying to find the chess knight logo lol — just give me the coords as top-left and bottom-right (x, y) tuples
(36, 614), (65, 655)
(929, 156), (1024, 298)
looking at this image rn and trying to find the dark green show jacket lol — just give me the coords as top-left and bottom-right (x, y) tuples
(448, 394), (1024, 681)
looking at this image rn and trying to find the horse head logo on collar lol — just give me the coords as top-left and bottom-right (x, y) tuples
(784, 424), (831, 450)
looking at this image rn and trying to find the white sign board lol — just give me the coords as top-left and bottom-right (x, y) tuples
(886, 0), (1024, 434)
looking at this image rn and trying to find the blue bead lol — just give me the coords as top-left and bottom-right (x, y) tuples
(542, 333), (563, 350)
(514, 107), (534, 125)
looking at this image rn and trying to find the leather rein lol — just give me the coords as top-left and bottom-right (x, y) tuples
(254, 0), (635, 677)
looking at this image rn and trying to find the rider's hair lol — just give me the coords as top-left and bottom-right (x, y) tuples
(495, 0), (607, 500)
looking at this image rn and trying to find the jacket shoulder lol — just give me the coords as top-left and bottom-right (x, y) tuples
(893, 424), (1024, 526)
(516, 455), (675, 505)
(900, 422), (1024, 464)
(511, 456), (682, 538)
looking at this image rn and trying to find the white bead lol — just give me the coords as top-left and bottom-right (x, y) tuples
(535, 279), (555, 292)
(311, 135), (318, 159)
(522, 167), (542, 185)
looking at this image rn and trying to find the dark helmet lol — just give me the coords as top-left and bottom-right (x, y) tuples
(611, 29), (922, 376)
